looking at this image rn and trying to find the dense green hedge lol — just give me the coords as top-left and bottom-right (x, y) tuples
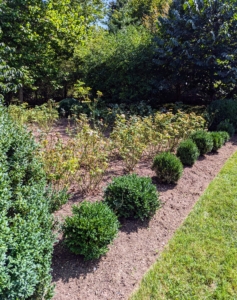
(208, 99), (237, 131)
(0, 105), (54, 299)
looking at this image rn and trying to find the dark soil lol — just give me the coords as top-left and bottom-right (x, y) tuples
(51, 128), (237, 300)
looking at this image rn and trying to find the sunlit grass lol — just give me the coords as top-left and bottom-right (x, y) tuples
(130, 151), (237, 300)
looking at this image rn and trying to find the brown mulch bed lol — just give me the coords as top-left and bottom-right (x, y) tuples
(51, 133), (237, 300)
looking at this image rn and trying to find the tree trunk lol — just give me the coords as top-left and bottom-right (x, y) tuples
(18, 87), (23, 102)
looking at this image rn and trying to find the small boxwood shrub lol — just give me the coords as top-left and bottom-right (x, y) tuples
(0, 104), (54, 299)
(176, 139), (200, 166)
(190, 130), (213, 155)
(218, 131), (230, 144)
(103, 174), (160, 220)
(210, 132), (224, 152)
(216, 120), (235, 137)
(63, 201), (119, 260)
(152, 152), (183, 184)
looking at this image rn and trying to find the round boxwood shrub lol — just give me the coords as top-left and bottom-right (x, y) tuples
(190, 130), (213, 155)
(152, 152), (183, 184)
(103, 174), (160, 220)
(0, 104), (54, 299)
(209, 132), (224, 152)
(218, 131), (230, 144)
(63, 201), (119, 260)
(216, 120), (235, 137)
(176, 139), (200, 166)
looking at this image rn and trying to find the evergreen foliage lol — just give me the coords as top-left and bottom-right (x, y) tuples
(218, 131), (230, 144)
(152, 152), (183, 184)
(209, 132), (224, 152)
(104, 174), (160, 220)
(63, 201), (119, 260)
(190, 130), (213, 155)
(154, 0), (237, 103)
(176, 139), (200, 166)
(0, 104), (53, 299)
(217, 120), (235, 137)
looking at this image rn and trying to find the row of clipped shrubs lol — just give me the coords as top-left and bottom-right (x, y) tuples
(62, 128), (231, 261)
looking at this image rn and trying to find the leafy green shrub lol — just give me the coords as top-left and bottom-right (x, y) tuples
(0, 104), (53, 299)
(152, 152), (183, 184)
(46, 185), (70, 213)
(208, 99), (237, 131)
(58, 98), (89, 117)
(209, 132), (224, 152)
(190, 130), (213, 155)
(218, 131), (230, 144)
(103, 174), (160, 220)
(176, 139), (200, 166)
(63, 201), (119, 260)
(216, 120), (235, 137)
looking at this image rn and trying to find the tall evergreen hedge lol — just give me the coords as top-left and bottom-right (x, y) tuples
(0, 104), (54, 299)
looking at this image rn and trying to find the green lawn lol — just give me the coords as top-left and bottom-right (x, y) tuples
(130, 151), (237, 300)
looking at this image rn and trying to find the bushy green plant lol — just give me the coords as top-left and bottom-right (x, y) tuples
(152, 152), (183, 184)
(0, 104), (53, 299)
(190, 130), (213, 155)
(46, 184), (70, 213)
(63, 201), (119, 260)
(208, 99), (237, 131)
(209, 132), (224, 152)
(104, 174), (160, 220)
(58, 98), (89, 117)
(216, 120), (235, 137)
(176, 139), (200, 166)
(218, 131), (230, 144)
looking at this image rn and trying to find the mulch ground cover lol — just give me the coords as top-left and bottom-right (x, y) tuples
(49, 122), (237, 300)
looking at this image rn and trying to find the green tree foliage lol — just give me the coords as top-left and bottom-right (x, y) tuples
(0, 43), (23, 100)
(0, 104), (54, 299)
(153, 0), (237, 103)
(76, 25), (155, 103)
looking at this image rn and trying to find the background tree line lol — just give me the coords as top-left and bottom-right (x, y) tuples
(0, 0), (237, 106)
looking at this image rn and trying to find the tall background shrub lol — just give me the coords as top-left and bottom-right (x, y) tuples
(0, 104), (54, 299)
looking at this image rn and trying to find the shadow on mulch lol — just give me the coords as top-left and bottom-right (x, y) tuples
(52, 240), (101, 283)
(119, 218), (150, 234)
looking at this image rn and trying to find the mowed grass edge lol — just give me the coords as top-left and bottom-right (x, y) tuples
(130, 151), (237, 300)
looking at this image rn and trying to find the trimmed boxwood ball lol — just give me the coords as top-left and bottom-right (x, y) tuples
(103, 174), (160, 220)
(218, 131), (230, 144)
(152, 152), (183, 184)
(210, 132), (224, 152)
(63, 201), (119, 260)
(190, 130), (213, 155)
(176, 139), (200, 166)
(216, 120), (235, 137)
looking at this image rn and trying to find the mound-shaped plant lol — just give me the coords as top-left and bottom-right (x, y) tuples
(152, 152), (183, 184)
(176, 139), (200, 166)
(104, 174), (160, 220)
(218, 131), (230, 144)
(190, 130), (213, 155)
(210, 132), (224, 152)
(216, 120), (235, 137)
(0, 104), (53, 299)
(63, 201), (119, 260)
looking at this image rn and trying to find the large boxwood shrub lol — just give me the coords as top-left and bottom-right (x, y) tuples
(176, 139), (200, 166)
(190, 130), (213, 155)
(152, 152), (183, 184)
(104, 174), (160, 220)
(63, 201), (119, 260)
(0, 104), (54, 299)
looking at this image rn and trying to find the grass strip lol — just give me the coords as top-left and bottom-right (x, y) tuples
(130, 151), (237, 300)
